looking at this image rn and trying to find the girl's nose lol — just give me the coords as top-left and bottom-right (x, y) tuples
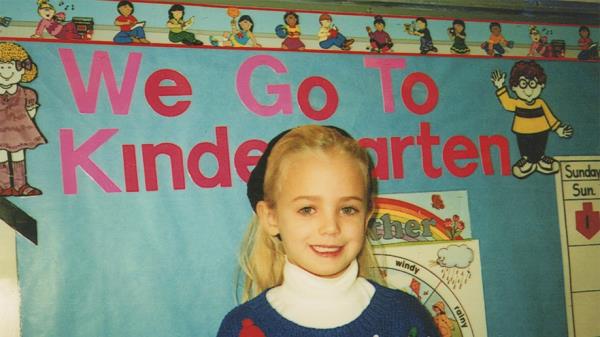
(318, 213), (341, 235)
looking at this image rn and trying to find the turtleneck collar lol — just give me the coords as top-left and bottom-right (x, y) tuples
(266, 258), (375, 329)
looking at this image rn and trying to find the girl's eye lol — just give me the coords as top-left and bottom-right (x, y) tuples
(298, 207), (315, 215)
(341, 207), (358, 216)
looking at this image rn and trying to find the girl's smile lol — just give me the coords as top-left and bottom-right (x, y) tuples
(310, 245), (344, 257)
(0, 62), (23, 87)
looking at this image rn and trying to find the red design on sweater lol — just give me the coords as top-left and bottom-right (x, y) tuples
(239, 319), (266, 337)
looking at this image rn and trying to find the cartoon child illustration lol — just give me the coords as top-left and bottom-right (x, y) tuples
(527, 25), (550, 57)
(448, 19), (470, 54)
(491, 60), (573, 178)
(366, 15), (393, 53)
(577, 26), (599, 60)
(432, 301), (454, 337)
(277, 11), (305, 50)
(0, 42), (46, 196)
(31, 0), (81, 40)
(113, 1), (150, 44)
(481, 22), (513, 57)
(166, 4), (203, 46)
(317, 14), (354, 51)
(210, 13), (261, 48)
(405, 17), (437, 54)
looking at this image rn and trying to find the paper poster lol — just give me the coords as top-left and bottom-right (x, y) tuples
(375, 241), (487, 337)
(554, 156), (600, 337)
(369, 191), (472, 244)
(371, 191), (487, 337)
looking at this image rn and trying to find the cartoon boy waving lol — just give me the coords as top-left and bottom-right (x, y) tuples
(491, 60), (573, 179)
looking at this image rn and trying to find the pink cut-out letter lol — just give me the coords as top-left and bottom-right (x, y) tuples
(363, 57), (406, 113)
(60, 128), (122, 194)
(236, 55), (292, 117)
(59, 48), (142, 115)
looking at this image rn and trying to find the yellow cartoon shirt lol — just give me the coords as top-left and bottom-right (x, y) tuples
(496, 86), (560, 134)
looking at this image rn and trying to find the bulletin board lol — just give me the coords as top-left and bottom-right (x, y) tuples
(0, 1), (599, 336)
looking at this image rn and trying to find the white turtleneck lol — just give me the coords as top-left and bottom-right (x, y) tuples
(265, 258), (375, 329)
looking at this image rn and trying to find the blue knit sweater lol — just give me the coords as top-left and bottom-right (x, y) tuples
(217, 281), (440, 337)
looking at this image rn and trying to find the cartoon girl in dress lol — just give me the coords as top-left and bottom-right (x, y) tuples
(0, 42), (46, 196)
(31, 0), (81, 40)
(280, 11), (305, 50)
(448, 19), (470, 54)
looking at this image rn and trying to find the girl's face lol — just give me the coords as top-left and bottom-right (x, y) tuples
(239, 19), (252, 31)
(259, 150), (370, 278)
(118, 4), (133, 16)
(454, 23), (464, 33)
(285, 14), (297, 26)
(38, 6), (55, 19)
(375, 22), (384, 31)
(171, 10), (183, 20)
(320, 19), (331, 28)
(0, 61), (24, 87)
(416, 20), (426, 30)
(530, 31), (540, 42)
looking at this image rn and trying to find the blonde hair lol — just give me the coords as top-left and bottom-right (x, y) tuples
(37, 0), (54, 10)
(0, 42), (38, 83)
(238, 125), (384, 302)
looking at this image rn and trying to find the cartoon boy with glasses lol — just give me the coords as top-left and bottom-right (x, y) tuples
(491, 60), (573, 179)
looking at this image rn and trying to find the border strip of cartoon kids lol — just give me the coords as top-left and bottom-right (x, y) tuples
(0, 0), (598, 61)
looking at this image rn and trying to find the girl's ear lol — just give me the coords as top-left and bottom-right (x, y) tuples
(256, 201), (280, 237)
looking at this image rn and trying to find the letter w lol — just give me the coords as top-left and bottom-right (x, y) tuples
(59, 48), (142, 115)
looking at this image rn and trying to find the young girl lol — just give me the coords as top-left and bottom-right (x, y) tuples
(210, 14), (261, 48)
(366, 15), (393, 53)
(0, 42), (46, 196)
(217, 125), (438, 336)
(166, 4), (203, 46)
(280, 11), (305, 50)
(113, 1), (150, 44)
(31, 0), (81, 40)
(448, 19), (470, 54)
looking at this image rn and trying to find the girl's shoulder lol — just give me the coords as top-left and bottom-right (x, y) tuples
(216, 290), (272, 336)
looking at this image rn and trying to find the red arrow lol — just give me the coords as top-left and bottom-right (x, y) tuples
(575, 202), (600, 240)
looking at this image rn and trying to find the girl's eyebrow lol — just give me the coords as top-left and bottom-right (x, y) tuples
(291, 196), (320, 202)
(340, 196), (364, 203)
(291, 196), (364, 202)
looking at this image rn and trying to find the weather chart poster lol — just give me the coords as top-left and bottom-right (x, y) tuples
(0, 1), (599, 337)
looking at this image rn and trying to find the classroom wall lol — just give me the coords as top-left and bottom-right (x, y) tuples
(0, 1), (599, 336)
